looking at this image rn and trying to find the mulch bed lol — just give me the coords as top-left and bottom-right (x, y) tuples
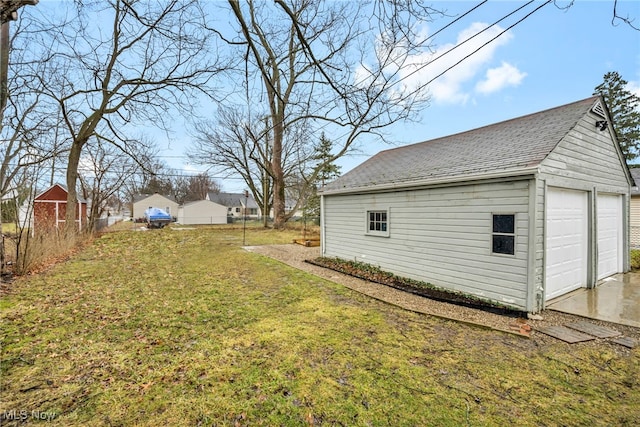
(306, 257), (524, 318)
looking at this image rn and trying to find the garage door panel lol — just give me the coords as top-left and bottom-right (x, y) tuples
(545, 188), (588, 300)
(597, 194), (622, 280)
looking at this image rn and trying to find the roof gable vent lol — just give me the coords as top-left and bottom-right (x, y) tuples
(592, 100), (606, 118)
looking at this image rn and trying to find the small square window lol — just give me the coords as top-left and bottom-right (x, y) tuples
(367, 210), (388, 236)
(492, 214), (515, 255)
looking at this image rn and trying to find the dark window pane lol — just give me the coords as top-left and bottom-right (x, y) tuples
(493, 235), (515, 255)
(493, 214), (514, 233)
(367, 210), (388, 234)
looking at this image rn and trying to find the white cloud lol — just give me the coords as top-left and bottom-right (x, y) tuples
(475, 62), (527, 94)
(78, 155), (97, 178)
(628, 80), (640, 99)
(391, 22), (517, 105)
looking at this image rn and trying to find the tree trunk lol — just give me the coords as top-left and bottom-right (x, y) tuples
(271, 115), (285, 229)
(64, 140), (83, 235)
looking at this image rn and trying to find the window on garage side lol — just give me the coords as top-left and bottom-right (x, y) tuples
(367, 210), (389, 236)
(492, 214), (515, 255)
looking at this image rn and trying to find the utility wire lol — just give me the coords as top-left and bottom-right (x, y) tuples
(220, 0), (551, 158)
(289, 0), (553, 154)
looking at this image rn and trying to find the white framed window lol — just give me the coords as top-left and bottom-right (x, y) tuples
(492, 213), (515, 255)
(366, 210), (389, 237)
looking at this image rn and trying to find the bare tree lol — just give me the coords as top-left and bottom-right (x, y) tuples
(201, 0), (437, 228)
(172, 171), (220, 204)
(20, 0), (230, 233)
(190, 103), (313, 226)
(184, 172), (220, 202)
(78, 137), (154, 231)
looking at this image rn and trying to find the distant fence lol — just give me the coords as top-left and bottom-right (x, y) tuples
(94, 215), (123, 231)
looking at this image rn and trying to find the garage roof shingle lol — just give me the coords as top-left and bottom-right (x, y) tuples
(323, 97), (601, 194)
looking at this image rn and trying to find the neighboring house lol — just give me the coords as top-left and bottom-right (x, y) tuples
(272, 199), (304, 219)
(206, 192), (260, 219)
(132, 193), (179, 220)
(629, 168), (640, 247)
(320, 96), (632, 313)
(33, 183), (88, 233)
(177, 200), (228, 225)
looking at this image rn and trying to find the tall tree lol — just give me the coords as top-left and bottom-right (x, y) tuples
(20, 0), (229, 233)
(594, 71), (640, 162)
(304, 132), (341, 219)
(217, 0), (437, 228)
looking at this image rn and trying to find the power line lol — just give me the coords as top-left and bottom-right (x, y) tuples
(212, 0), (553, 161)
(334, 1), (548, 132)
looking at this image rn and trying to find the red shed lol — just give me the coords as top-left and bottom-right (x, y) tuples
(33, 184), (88, 233)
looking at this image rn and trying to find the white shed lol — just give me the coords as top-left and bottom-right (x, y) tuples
(132, 193), (178, 220)
(177, 200), (227, 225)
(320, 96), (632, 313)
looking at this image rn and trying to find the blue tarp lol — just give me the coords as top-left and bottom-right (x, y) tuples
(144, 207), (172, 221)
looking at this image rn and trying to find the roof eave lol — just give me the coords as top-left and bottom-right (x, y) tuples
(320, 166), (540, 196)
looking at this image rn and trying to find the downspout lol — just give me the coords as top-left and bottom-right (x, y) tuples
(320, 193), (325, 256)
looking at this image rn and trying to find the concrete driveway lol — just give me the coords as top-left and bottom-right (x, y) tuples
(547, 272), (640, 328)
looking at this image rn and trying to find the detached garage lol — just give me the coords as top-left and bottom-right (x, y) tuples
(177, 200), (227, 225)
(320, 96), (632, 313)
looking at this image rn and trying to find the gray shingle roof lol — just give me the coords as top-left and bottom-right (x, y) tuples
(322, 97), (601, 194)
(630, 168), (640, 195)
(207, 192), (259, 209)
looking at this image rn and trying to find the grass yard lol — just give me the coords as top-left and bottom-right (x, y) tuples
(1, 226), (639, 426)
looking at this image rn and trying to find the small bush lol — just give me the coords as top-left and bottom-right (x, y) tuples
(631, 249), (640, 270)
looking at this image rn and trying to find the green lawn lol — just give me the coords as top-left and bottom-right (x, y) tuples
(1, 227), (639, 426)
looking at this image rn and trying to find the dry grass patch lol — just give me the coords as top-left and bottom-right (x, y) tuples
(1, 227), (639, 426)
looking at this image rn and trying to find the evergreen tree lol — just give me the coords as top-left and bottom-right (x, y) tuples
(594, 71), (640, 162)
(314, 133), (342, 187)
(304, 133), (341, 219)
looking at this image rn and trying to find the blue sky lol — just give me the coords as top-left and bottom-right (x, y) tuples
(195, 0), (639, 192)
(341, 1), (640, 168)
(31, 1), (640, 192)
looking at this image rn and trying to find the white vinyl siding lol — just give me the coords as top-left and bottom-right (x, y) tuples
(630, 196), (640, 247)
(177, 200), (227, 225)
(539, 113), (629, 191)
(323, 180), (531, 309)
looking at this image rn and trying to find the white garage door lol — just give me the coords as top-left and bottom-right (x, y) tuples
(597, 194), (623, 280)
(546, 188), (588, 300)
